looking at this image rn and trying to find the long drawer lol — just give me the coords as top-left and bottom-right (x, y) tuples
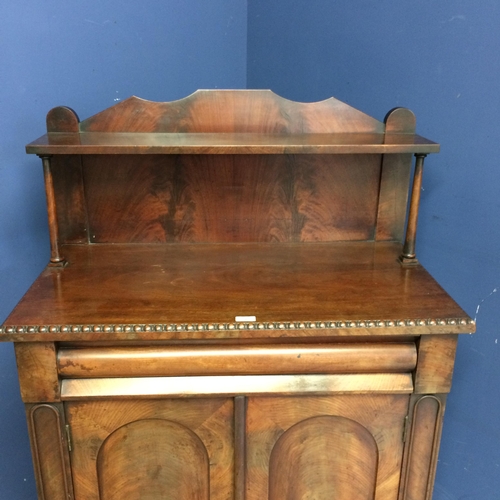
(58, 342), (417, 378)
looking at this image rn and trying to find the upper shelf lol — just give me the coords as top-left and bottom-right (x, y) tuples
(26, 132), (439, 155)
(26, 90), (439, 155)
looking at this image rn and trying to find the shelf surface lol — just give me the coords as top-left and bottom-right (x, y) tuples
(26, 132), (439, 155)
(1, 242), (473, 341)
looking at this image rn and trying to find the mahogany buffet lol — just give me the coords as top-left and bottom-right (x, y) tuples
(0, 90), (474, 500)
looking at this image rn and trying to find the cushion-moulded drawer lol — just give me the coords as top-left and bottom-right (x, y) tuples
(57, 343), (417, 378)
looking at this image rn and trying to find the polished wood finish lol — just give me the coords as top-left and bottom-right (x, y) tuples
(57, 343), (417, 378)
(1, 90), (473, 500)
(27, 403), (74, 500)
(399, 395), (446, 500)
(79, 91), (385, 134)
(59, 373), (414, 400)
(50, 154), (88, 244)
(81, 154), (380, 244)
(401, 154), (426, 264)
(26, 131), (439, 155)
(2, 243), (472, 342)
(27, 90), (438, 156)
(234, 396), (246, 500)
(376, 108), (416, 242)
(15, 343), (60, 402)
(46, 106), (79, 134)
(414, 335), (458, 394)
(269, 415), (378, 499)
(97, 420), (209, 500)
(247, 395), (409, 500)
(66, 398), (233, 500)
(42, 156), (65, 266)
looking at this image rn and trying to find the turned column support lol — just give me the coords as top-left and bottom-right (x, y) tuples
(400, 154), (426, 265)
(40, 155), (66, 266)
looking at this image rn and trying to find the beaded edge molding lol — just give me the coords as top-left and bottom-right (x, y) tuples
(1, 317), (476, 335)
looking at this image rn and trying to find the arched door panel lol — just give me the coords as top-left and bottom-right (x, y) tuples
(246, 394), (409, 500)
(269, 415), (378, 500)
(97, 419), (209, 500)
(66, 398), (233, 500)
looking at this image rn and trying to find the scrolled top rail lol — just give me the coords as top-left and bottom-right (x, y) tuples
(48, 90), (386, 135)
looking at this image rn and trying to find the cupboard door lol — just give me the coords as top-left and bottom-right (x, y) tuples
(65, 398), (234, 500)
(246, 395), (409, 500)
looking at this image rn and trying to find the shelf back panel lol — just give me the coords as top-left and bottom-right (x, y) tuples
(52, 153), (391, 244)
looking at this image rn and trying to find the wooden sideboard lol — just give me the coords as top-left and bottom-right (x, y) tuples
(0, 90), (474, 500)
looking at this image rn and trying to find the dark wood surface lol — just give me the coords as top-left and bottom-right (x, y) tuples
(50, 155), (88, 244)
(80, 154), (381, 244)
(51, 153), (386, 246)
(3, 90), (471, 500)
(2, 242), (472, 341)
(26, 131), (439, 155)
(77, 91), (385, 134)
(27, 90), (438, 155)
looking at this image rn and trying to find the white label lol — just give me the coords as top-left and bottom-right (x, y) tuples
(235, 316), (257, 322)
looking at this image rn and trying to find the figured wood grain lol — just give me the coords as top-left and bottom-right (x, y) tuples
(97, 419), (209, 500)
(414, 335), (458, 394)
(289, 154), (379, 241)
(246, 395), (409, 500)
(60, 373), (413, 399)
(15, 343), (60, 402)
(66, 398), (233, 500)
(81, 154), (381, 243)
(57, 343), (417, 378)
(51, 155), (88, 244)
(27, 91), (439, 155)
(2, 242), (473, 341)
(83, 154), (291, 243)
(78, 91), (386, 134)
(269, 415), (378, 500)
(3, 90), (467, 500)
(27, 404), (74, 500)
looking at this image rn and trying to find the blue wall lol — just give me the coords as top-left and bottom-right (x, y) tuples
(0, 1), (246, 497)
(249, 2), (500, 498)
(2, 1), (499, 498)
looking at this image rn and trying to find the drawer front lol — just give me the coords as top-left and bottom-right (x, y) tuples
(58, 342), (417, 378)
